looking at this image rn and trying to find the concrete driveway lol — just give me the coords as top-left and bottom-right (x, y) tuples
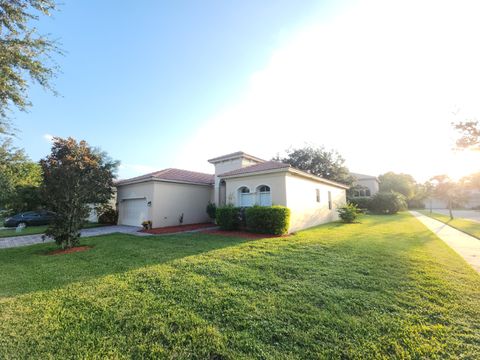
(432, 209), (480, 223)
(0, 225), (148, 249)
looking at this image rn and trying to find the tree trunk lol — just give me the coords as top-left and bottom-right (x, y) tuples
(448, 200), (454, 220)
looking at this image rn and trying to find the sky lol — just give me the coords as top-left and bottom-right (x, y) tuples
(9, 0), (480, 182)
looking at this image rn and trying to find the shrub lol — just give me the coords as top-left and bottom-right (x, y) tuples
(347, 196), (372, 210)
(369, 191), (407, 214)
(98, 207), (118, 225)
(337, 203), (361, 223)
(245, 206), (290, 235)
(216, 205), (241, 230)
(206, 202), (216, 219)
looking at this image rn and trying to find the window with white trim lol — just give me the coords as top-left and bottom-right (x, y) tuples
(257, 185), (272, 206)
(238, 186), (254, 207)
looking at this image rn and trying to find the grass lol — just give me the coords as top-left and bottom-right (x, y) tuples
(0, 222), (104, 238)
(0, 213), (479, 358)
(419, 210), (480, 239)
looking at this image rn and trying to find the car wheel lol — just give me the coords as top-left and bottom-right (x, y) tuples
(18, 222), (27, 228)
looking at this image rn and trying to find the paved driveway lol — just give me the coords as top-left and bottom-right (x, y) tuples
(433, 209), (480, 223)
(0, 225), (148, 249)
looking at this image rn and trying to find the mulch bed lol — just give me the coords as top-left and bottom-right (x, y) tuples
(200, 229), (288, 239)
(142, 223), (215, 235)
(46, 246), (92, 256)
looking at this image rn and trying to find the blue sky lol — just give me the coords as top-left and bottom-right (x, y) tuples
(10, 0), (480, 181)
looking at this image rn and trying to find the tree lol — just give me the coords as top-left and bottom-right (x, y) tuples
(453, 121), (480, 150)
(40, 137), (118, 249)
(0, 0), (59, 133)
(378, 172), (416, 199)
(460, 172), (480, 190)
(0, 138), (42, 210)
(430, 175), (465, 219)
(275, 146), (354, 185)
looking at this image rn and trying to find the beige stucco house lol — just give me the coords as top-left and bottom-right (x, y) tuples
(349, 172), (379, 198)
(116, 151), (348, 233)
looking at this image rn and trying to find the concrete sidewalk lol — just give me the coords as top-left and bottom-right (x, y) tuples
(0, 225), (149, 250)
(410, 211), (480, 273)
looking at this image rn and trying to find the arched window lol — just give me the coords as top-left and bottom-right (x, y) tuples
(256, 185), (272, 206)
(238, 186), (254, 207)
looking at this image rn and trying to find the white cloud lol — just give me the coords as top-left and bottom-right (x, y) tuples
(173, 0), (480, 181)
(43, 133), (54, 143)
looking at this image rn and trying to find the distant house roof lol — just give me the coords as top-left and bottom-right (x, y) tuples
(350, 172), (378, 181)
(219, 161), (349, 189)
(116, 168), (214, 186)
(208, 151), (265, 164)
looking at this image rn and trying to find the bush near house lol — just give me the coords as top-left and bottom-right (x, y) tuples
(216, 205), (242, 230)
(98, 207), (118, 225)
(370, 191), (407, 214)
(337, 203), (361, 223)
(245, 206), (290, 235)
(347, 196), (372, 211)
(206, 202), (217, 220)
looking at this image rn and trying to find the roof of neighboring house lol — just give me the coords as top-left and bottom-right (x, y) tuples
(116, 168), (214, 186)
(207, 151), (265, 164)
(219, 161), (350, 189)
(350, 172), (378, 181)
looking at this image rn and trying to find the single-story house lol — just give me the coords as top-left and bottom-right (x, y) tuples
(116, 151), (348, 233)
(349, 172), (379, 198)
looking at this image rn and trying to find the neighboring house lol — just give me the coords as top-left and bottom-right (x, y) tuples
(424, 189), (480, 210)
(349, 172), (379, 197)
(115, 151), (348, 233)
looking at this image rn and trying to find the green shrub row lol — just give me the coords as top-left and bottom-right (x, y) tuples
(348, 191), (407, 214)
(216, 205), (290, 235)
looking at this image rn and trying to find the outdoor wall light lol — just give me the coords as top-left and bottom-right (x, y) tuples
(147, 201), (152, 206)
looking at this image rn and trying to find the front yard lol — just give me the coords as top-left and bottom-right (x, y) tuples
(0, 213), (479, 358)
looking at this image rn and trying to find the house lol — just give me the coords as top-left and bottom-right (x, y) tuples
(349, 172), (379, 197)
(116, 151), (348, 233)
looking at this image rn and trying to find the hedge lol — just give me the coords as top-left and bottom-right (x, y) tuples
(245, 206), (290, 235)
(216, 206), (242, 230)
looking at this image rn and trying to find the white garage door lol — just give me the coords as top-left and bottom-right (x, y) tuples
(121, 198), (148, 226)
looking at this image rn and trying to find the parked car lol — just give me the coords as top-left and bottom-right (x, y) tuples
(3, 211), (56, 228)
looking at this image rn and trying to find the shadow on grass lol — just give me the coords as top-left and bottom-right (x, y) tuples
(0, 232), (247, 298)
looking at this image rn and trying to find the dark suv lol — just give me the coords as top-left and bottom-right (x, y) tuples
(3, 211), (56, 228)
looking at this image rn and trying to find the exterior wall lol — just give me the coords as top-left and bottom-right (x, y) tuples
(150, 182), (212, 227)
(285, 173), (346, 233)
(354, 178), (379, 196)
(116, 182), (155, 225)
(212, 157), (262, 205)
(224, 172), (287, 207)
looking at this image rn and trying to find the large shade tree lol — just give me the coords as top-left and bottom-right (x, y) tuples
(453, 121), (480, 151)
(0, 138), (42, 211)
(378, 172), (416, 199)
(41, 137), (118, 249)
(430, 175), (465, 219)
(0, 0), (59, 133)
(275, 146), (354, 185)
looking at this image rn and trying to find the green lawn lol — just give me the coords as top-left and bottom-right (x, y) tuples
(0, 213), (479, 358)
(419, 210), (480, 239)
(0, 222), (104, 238)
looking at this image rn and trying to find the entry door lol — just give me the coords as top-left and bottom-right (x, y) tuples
(122, 199), (148, 226)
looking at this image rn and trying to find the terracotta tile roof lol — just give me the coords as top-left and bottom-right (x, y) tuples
(116, 168), (214, 186)
(208, 151), (265, 163)
(218, 161), (290, 177)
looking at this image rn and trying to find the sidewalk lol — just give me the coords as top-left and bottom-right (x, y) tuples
(410, 211), (480, 273)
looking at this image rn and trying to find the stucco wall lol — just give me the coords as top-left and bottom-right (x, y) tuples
(150, 182), (213, 227)
(285, 173), (346, 233)
(224, 172), (287, 207)
(212, 157), (262, 204)
(116, 182), (154, 225)
(355, 178), (379, 195)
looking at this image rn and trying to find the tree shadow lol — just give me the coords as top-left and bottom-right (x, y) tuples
(0, 232), (247, 298)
